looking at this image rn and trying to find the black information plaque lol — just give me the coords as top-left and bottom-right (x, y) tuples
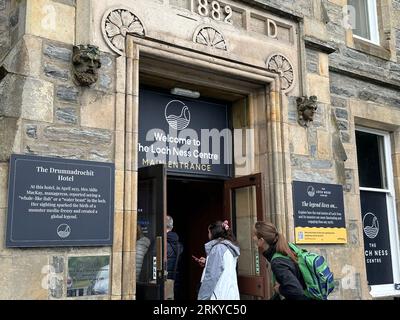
(293, 181), (347, 244)
(6, 154), (115, 247)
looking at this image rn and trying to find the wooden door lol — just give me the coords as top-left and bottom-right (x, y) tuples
(136, 164), (167, 300)
(224, 173), (271, 299)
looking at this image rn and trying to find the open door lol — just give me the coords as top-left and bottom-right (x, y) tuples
(136, 165), (167, 300)
(224, 173), (271, 299)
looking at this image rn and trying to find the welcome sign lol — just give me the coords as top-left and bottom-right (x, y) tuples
(138, 88), (232, 177)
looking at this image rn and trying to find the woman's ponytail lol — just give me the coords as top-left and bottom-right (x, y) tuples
(254, 221), (297, 264)
(275, 232), (297, 264)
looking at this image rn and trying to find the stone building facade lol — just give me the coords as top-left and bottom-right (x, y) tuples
(0, 0), (399, 300)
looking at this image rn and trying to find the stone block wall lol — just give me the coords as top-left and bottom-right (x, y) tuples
(0, 0), (25, 63)
(0, 0), (117, 299)
(0, 0), (9, 60)
(0, 0), (399, 300)
(282, 0), (399, 300)
(0, 37), (116, 161)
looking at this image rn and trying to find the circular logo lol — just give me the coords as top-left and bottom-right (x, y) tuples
(57, 224), (71, 239)
(363, 212), (379, 239)
(165, 100), (191, 130)
(307, 186), (315, 197)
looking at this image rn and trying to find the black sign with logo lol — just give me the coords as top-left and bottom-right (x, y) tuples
(292, 181), (347, 244)
(139, 88), (231, 178)
(360, 190), (393, 285)
(6, 154), (115, 247)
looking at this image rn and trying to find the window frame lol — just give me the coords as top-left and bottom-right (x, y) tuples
(352, 0), (380, 45)
(356, 126), (400, 298)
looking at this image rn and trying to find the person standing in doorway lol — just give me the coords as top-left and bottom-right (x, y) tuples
(136, 224), (151, 281)
(196, 220), (240, 300)
(253, 221), (308, 300)
(166, 215), (183, 299)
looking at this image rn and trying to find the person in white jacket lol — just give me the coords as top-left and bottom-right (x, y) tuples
(197, 220), (240, 300)
(136, 224), (150, 281)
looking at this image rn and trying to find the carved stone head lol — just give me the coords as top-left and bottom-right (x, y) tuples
(297, 95), (318, 127)
(72, 45), (101, 87)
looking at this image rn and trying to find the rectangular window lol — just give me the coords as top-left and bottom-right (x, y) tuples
(356, 131), (387, 189)
(356, 127), (400, 297)
(349, 0), (380, 44)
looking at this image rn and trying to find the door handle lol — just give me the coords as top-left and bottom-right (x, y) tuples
(156, 236), (163, 271)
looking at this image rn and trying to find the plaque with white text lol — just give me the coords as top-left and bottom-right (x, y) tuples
(139, 88), (232, 178)
(6, 154), (115, 247)
(293, 181), (347, 244)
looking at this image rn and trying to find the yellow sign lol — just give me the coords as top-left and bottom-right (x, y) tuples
(295, 227), (347, 244)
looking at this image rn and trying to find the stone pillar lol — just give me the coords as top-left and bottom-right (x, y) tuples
(110, 53), (127, 300)
(120, 36), (139, 300)
(266, 79), (290, 237)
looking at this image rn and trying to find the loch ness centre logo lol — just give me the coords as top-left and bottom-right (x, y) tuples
(57, 224), (71, 239)
(165, 100), (191, 130)
(363, 212), (379, 239)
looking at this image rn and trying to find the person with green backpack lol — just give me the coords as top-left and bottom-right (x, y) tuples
(254, 221), (308, 300)
(254, 221), (335, 300)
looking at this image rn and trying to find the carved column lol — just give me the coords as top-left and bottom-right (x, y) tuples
(120, 36), (139, 300)
(265, 54), (295, 238)
(101, 6), (145, 300)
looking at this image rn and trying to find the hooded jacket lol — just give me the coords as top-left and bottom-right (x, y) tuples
(197, 239), (240, 300)
(136, 235), (150, 281)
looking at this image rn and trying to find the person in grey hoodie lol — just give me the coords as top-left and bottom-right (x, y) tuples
(197, 220), (240, 300)
(136, 224), (150, 281)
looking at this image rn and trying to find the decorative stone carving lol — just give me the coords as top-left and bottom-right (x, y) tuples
(72, 45), (101, 87)
(296, 96), (318, 127)
(266, 53), (294, 92)
(193, 25), (227, 51)
(102, 7), (145, 55)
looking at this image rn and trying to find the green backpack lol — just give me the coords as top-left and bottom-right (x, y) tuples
(271, 243), (335, 300)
